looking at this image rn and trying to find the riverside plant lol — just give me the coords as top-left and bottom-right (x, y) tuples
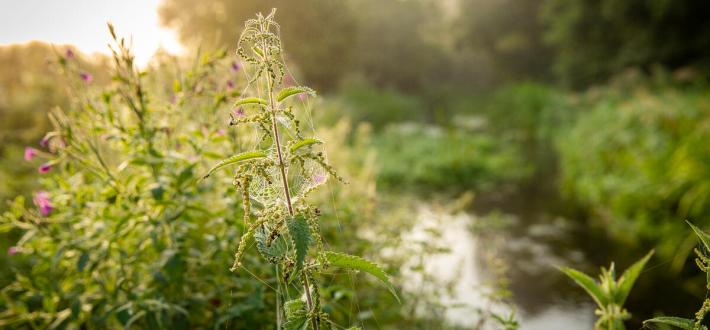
(643, 222), (710, 330)
(202, 10), (398, 329)
(559, 250), (653, 330)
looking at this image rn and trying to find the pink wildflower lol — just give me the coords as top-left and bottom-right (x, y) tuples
(38, 163), (52, 173)
(33, 191), (52, 216)
(79, 72), (93, 83)
(24, 147), (37, 161)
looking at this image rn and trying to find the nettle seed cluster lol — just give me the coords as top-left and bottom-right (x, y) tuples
(204, 9), (396, 329)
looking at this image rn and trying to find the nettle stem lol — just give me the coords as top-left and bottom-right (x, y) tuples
(259, 22), (319, 329)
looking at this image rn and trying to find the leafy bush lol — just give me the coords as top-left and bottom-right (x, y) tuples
(557, 83), (710, 257)
(374, 123), (531, 192)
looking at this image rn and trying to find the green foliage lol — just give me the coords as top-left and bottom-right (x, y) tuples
(287, 216), (311, 275)
(0, 27), (279, 328)
(645, 316), (703, 330)
(644, 222), (710, 330)
(234, 97), (268, 106)
(202, 150), (268, 178)
(289, 138), (323, 153)
(542, 0), (710, 87)
(283, 299), (309, 330)
(557, 82), (710, 258)
(374, 123), (531, 192)
(559, 250), (653, 330)
(277, 86), (316, 102)
(325, 251), (399, 303)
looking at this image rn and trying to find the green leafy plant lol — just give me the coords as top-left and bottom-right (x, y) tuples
(559, 250), (653, 330)
(644, 221), (710, 330)
(203, 9), (398, 329)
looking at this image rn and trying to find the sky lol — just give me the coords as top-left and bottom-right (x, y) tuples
(0, 0), (183, 65)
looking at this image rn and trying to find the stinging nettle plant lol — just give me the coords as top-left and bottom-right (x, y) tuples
(559, 250), (653, 330)
(203, 9), (398, 329)
(644, 221), (710, 330)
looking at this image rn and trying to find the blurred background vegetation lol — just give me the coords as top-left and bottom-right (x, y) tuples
(2, 0), (710, 328)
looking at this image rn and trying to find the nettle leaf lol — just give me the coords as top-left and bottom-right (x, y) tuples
(325, 251), (400, 303)
(283, 299), (309, 330)
(234, 97), (267, 107)
(688, 220), (710, 253)
(290, 138), (323, 153)
(558, 267), (608, 308)
(277, 86), (316, 102)
(255, 227), (288, 263)
(644, 316), (701, 330)
(288, 216), (311, 275)
(616, 250), (653, 305)
(202, 151), (266, 179)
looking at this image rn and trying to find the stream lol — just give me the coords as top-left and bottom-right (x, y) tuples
(406, 205), (595, 329)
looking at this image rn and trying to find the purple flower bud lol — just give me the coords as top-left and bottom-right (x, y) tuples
(33, 191), (52, 216)
(38, 163), (52, 174)
(65, 48), (74, 59)
(233, 108), (245, 118)
(79, 72), (93, 83)
(7, 246), (18, 256)
(226, 80), (234, 90)
(24, 147), (37, 161)
(231, 61), (241, 72)
(39, 136), (50, 148)
(216, 129), (226, 136)
(298, 93), (307, 101)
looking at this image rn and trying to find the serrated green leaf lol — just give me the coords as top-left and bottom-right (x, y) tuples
(616, 250), (653, 305)
(277, 86), (316, 102)
(202, 151), (266, 179)
(255, 227), (289, 263)
(688, 221), (710, 253)
(288, 216), (311, 275)
(643, 316), (700, 330)
(283, 299), (308, 330)
(558, 267), (608, 308)
(234, 97), (268, 107)
(290, 138), (323, 153)
(325, 251), (400, 303)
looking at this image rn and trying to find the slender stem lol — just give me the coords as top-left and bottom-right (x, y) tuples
(260, 20), (318, 330)
(276, 264), (283, 328)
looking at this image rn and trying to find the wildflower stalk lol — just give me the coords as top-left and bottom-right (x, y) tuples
(258, 17), (319, 330)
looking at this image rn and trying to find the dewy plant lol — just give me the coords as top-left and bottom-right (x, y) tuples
(203, 10), (398, 329)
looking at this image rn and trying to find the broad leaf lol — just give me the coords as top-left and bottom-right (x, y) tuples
(325, 251), (400, 303)
(558, 267), (608, 308)
(290, 138), (323, 153)
(644, 316), (700, 330)
(202, 151), (266, 179)
(283, 299), (308, 330)
(688, 221), (710, 253)
(234, 97), (268, 107)
(288, 216), (311, 275)
(277, 86), (316, 102)
(616, 250), (653, 305)
(255, 227), (288, 263)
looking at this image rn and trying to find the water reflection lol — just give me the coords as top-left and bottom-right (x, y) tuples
(406, 204), (594, 329)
